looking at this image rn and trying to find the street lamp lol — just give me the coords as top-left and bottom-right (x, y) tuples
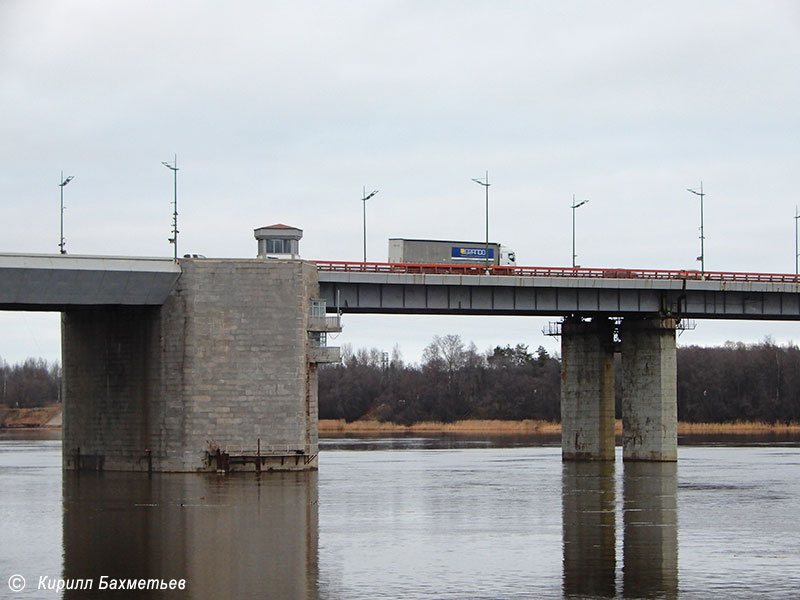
(162, 155), (179, 262)
(58, 172), (74, 254)
(794, 206), (799, 277)
(361, 187), (378, 262)
(570, 195), (588, 268)
(472, 171), (491, 272)
(687, 182), (705, 277)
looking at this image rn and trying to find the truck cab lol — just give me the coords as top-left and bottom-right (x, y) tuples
(500, 246), (516, 266)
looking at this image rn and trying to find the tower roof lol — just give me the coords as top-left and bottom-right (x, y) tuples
(254, 224), (303, 242)
(256, 223), (299, 230)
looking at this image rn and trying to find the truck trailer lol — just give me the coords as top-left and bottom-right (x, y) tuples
(387, 238), (516, 266)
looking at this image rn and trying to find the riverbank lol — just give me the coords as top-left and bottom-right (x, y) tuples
(3, 407), (798, 434)
(319, 418), (800, 435)
(320, 418), (563, 435)
(0, 405), (62, 429)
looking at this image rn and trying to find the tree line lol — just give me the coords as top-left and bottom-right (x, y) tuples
(676, 339), (800, 423)
(319, 336), (561, 424)
(320, 336), (800, 424)
(3, 337), (800, 424)
(0, 358), (61, 409)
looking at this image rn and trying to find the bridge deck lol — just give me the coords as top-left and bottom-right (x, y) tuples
(0, 253), (181, 309)
(316, 261), (800, 320)
(3, 254), (799, 319)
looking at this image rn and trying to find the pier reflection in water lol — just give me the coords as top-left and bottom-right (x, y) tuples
(62, 471), (318, 600)
(562, 462), (616, 598)
(562, 461), (678, 599)
(623, 462), (678, 599)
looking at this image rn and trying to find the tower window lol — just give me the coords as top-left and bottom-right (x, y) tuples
(266, 239), (291, 253)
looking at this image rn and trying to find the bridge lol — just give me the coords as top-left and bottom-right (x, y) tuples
(315, 261), (800, 463)
(3, 251), (799, 471)
(315, 261), (800, 319)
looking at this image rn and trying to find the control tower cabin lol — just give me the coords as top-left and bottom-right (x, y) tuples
(254, 224), (303, 259)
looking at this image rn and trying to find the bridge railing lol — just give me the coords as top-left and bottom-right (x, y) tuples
(313, 261), (800, 284)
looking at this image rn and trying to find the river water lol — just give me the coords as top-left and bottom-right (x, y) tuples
(1, 431), (799, 599)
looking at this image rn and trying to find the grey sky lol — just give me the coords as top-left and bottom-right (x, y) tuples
(2, 1), (800, 365)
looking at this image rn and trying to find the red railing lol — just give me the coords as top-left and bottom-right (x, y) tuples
(314, 260), (800, 284)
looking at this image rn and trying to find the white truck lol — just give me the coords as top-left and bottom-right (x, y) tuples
(387, 238), (517, 266)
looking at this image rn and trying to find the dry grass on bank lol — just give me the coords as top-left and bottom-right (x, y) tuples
(676, 421), (800, 434)
(4, 409), (799, 435)
(0, 405), (62, 428)
(320, 418), (800, 435)
(319, 418), (561, 435)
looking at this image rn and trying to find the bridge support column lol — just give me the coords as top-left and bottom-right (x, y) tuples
(620, 317), (677, 462)
(560, 317), (616, 461)
(63, 259), (337, 473)
(62, 307), (161, 472)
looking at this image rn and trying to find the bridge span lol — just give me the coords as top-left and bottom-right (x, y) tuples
(317, 260), (800, 462)
(3, 252), (799, 471)
(0, 253), (180, 309)
(316, 261), (800, 320)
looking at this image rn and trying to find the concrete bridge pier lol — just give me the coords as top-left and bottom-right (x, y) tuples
(620, 317), (678, 462)
(560, 317), (616, 461)
(62, 259), (340, 473)
(62, 307), (161, 471)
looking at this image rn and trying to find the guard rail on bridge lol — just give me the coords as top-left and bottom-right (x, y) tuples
(314, 260), (800, 284)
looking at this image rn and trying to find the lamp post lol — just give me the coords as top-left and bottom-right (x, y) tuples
(687, 182), (705, 277)
(794, 206), (799, 277)
(162, 155), (179, 262)
(570, 195), (588, 268)
(361, 187), (378, 262)
(58, 172), (74, 254)
(472, 171), (491, 272)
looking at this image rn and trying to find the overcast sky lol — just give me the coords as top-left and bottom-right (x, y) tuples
(2, 1), (800, 365)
